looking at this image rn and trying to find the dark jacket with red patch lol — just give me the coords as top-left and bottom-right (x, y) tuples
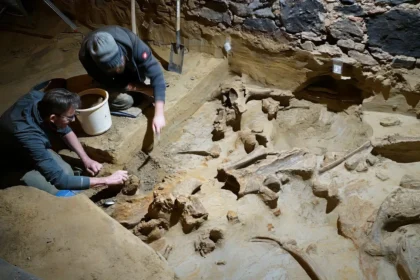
(79, 25), (166, 102)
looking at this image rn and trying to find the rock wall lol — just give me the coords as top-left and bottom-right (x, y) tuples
(57, 0), (420, 104)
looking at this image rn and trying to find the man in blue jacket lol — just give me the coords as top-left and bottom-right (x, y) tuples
(0, 88), (128, 195)
(79, 25), (166, 134)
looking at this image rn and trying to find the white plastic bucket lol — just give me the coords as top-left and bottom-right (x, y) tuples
(76, 88), (112, 136)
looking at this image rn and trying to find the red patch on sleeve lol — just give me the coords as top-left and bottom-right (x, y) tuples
(142, 52), (148, 60)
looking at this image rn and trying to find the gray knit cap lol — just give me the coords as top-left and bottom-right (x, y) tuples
(88, 32), (123, 71)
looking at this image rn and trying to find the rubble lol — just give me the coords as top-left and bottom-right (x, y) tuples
(337, 39), (355, 50)
(229, 2), (251, 17)
(348, 50), (379, 66)
(254, 7), (275, 19)
(354, 42), (365, 52)
(329, 18), (364, 42)
(243, 18), (278, 32)
(301, 31), (325, 42)
(368, 47), (393, 62)
(391, 55), (416, 69)
(317, 44), (343, 56)
(335, 4), (365, 17)
(197, 8), (232, 26)
(301, 41), (315, 51)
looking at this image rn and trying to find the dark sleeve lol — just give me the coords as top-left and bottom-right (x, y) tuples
(79, 50), (128, 89)
(56, 125), (72, 136)
(18, 136), (90, 190)
(133, 38), (166, 102)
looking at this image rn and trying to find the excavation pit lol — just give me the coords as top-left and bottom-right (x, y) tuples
(1, 2), (420, 279)
(78, 65), (420, 280)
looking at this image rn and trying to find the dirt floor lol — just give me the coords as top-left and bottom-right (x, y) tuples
(1, 6), (420, 280)
(92, 75), (420, 279)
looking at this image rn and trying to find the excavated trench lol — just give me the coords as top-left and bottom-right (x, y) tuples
(88, 72), (420, 280)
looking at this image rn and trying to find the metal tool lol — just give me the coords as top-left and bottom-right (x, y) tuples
(43, 0), (78, 32)
(131, 0), (137, 35)
(168, 0), (185, 74)
(103, 199), (115, 207)
(110, 111), (137, 118)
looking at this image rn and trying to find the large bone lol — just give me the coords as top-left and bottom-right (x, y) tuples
(212, 108), (227, 140)
(319, 141), (372, 174)
(372, 136), (420, 163)
(220, 145), (271, 171)
(368, 188), (420, 246)
(219, 148), (316, 209)
(262, 98), (280, 120)
(366, 217), (420, 280)
(246, 86), (294, 104)
(238, 130), (259, 153)
(251, 236), (328, 280)
(220, 78), (247, 113)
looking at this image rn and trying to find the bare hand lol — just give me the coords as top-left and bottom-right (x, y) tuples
(153, 114), (166, 135)
(83, 158), (103, 176)
(105, 170), (129, 185)
(126, 83), (137, 91)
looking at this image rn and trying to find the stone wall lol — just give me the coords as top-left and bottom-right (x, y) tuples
(57, 0), (420, 103)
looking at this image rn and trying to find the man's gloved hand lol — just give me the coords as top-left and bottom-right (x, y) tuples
(83, 158), (103, 176)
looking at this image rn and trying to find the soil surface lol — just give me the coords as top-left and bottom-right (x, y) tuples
(0, 186), (175, 280)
